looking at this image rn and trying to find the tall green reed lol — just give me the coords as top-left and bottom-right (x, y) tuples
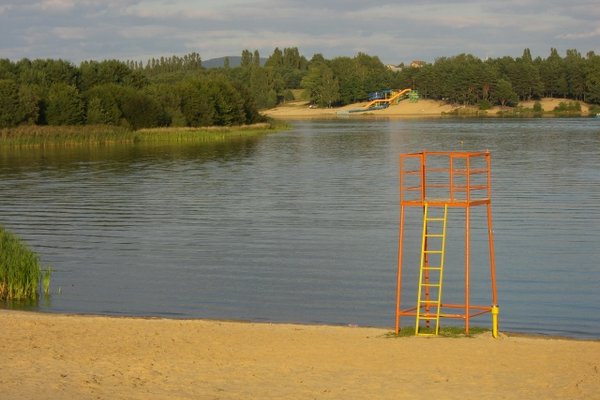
(0, 225), (48, 301)
(0, 122), (282, 147)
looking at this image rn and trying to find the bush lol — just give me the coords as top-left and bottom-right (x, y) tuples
(478, 99), (491, 110)
(0, 225), (46, 301)
(553, 101), (582, 116)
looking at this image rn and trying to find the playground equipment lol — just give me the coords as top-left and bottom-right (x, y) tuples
(395, 151), (499, 337)
(337, 88), (417, 114)
(361, 88), (412, 110)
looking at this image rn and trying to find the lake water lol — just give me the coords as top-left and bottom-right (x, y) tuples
(1, 118), (599, 339)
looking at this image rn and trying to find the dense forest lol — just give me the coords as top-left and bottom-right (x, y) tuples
(1, 47), (599, 129)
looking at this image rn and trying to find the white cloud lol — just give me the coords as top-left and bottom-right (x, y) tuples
(557, 27), (600, 40)
(52, 26), (87, 40)
(37, 0), (76, 11)
(0, 0), (598, 63)
(118, 25), (181, 39)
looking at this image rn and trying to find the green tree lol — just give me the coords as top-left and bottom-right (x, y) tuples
(564, 49), (586, 100)
(0, 79), (20, 127)
(265, 47), (308, 89)
(232, 81), (263, 124)
(584, 53), (600, 104)
(301, 63), (340, 107)
(208, 77), (247, 125)
(248, 66), (278, 109)
(241, 50), (253, 68)
(45, 83), (85, 125)
(18, 84), (41, 124)
(253, 50), (261, 67)
(118, 86), (166, 129)
(145, 83), (184, 126)
(540, 48), (567, 97)
(178, 79), (216, 127)
(282, 47), (307, 70)
(265, 48), (284, 68)
(498, 58), (541, 101)
(492, 79), (518, 107)
(18, 59), (79, 88)
(0, 59), (17, 80)
(330, 56), (361, 104)
(84, 84), (123, 125)
(80, 60), (146, 91)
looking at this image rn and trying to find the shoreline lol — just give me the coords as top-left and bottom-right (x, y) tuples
(3, 309), (599, 399)
(7, 307), (600, 342)
(263, 98), (594, 119)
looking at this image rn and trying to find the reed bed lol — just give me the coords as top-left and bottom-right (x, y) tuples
(134, 122), (277, 144)
(0, 225), (45, 301)
(0, 125), (136, 146)
(0, 122), (283, 147)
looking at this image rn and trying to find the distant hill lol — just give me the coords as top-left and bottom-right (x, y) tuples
(203, 56), (267, 68)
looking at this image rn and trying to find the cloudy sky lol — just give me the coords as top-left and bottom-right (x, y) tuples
(1, 0), (599, 65)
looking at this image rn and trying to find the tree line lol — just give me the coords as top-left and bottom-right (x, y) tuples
(295, 47), (600, 108)
(0, 57), (263, 129)
(1, 47), (599, 128)
(396, 49), (600, 108)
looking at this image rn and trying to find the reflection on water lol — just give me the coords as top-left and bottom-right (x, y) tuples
(1, 118), (599, 338)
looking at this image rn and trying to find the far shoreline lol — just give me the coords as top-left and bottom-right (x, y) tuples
(263, 97), (596, 120)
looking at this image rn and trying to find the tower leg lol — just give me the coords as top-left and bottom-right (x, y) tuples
(487, 202), (498, 305)
(492, 305), (500, 338)
(465, 207), (471, 335)
(487, 202), (499, 337)
(395, 205), (406, 334)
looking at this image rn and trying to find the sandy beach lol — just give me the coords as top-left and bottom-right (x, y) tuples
(263, 97), (590, 119)
(2, 310), (599, 399)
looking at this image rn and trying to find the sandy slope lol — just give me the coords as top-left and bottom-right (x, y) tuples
(263, 98), (590, 119)
(263, 99), (456, 118)
(2, 310), (599, 399)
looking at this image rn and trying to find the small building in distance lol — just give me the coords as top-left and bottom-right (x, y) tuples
(410, 60), (426, 68)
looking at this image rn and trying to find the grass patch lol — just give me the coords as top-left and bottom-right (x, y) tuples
(0, 125), (135, 146)
(134, 122), (282, 144)
(0, 225), (49, 301)
(442, 107), (488, 117)
(495, 105), (544, 117)
(384, 326), (490, 338)
(0, 121), (287, 147)
(552, 101), (584, 117)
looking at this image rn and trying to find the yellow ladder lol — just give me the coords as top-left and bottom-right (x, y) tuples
(415, 203), (448, 336)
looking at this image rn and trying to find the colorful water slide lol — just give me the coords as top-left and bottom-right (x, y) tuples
(337, 88), (415, 115)
(362, 88), (412, 109)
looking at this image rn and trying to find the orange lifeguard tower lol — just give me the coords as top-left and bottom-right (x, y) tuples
(395, 151), (499, 337)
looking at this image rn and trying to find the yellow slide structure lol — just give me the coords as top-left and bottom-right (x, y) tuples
(363, 88), (412, 109)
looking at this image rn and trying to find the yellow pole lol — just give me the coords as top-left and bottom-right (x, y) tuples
(491, 305), (500, 338)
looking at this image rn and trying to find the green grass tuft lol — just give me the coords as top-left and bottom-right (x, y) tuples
(42, 267), (52, 296)
(0, 225), (48, 301)
(385, 326), (490, 338)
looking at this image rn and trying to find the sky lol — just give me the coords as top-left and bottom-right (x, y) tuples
(1, 0), (599, 65)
